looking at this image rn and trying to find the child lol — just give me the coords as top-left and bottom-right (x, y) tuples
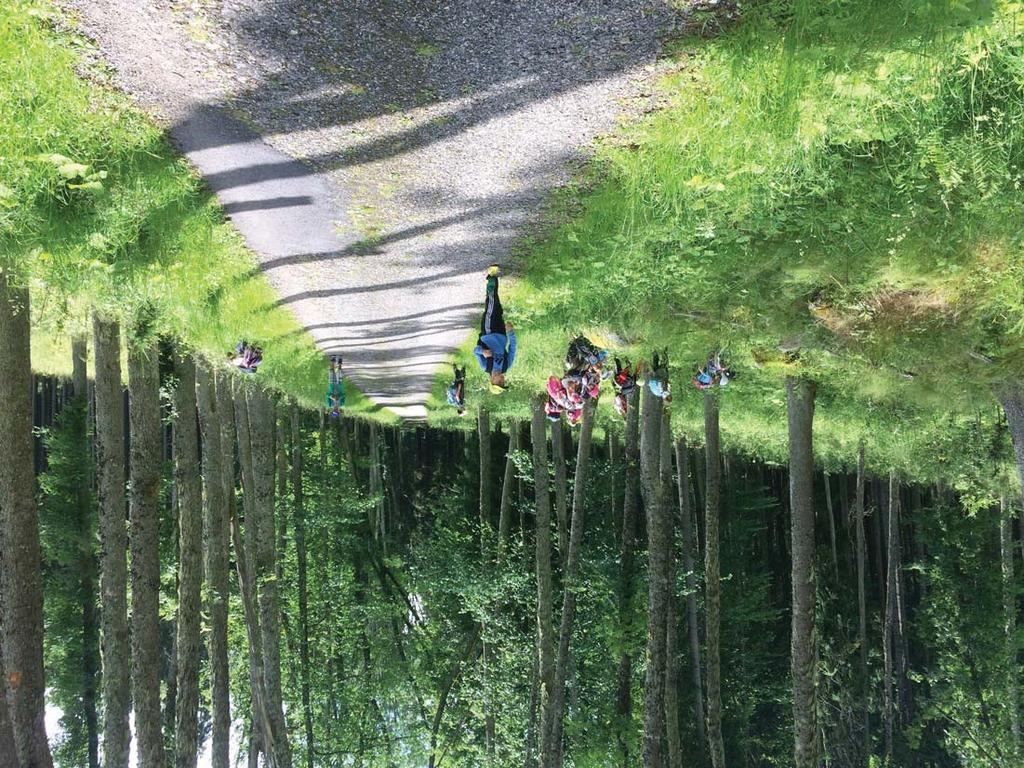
(230, 341), (263, 374)
(473, 266), (517, 393)
(612, 358), (641, 417)
(447, 364), (467, 416)
(613, 358), (640, 396)
(325, 354), (346, 417)
(647, 349), (672, 402)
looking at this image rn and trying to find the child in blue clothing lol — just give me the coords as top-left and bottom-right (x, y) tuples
(647, 349), (672, 403)
(447, 364), (467, 416)
(473, 266), (517, 394)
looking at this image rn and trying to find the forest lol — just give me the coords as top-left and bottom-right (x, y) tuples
(3, 0), (1024, 767)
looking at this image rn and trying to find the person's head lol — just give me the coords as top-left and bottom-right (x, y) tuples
(330, 408), (340, 419)
(457, 408), (467, 417)
(664, 392), (673, 404)
(490, 372), (507, 391)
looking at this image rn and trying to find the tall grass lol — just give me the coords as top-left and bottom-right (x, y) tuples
(1, 1), (391, 415)
(438, 0), (1024, 487)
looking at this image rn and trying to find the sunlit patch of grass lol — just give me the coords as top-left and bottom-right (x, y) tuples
(428, 0), (1024, 489)
(1, 0), (375, 413)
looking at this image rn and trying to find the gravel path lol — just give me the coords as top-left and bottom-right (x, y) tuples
(67, 0), (686, 418)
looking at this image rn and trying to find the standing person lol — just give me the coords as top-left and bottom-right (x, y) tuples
(648, 349), (673, 402)
(447, 364), (467, 416)
(325, 354), (346, 417)
(473, 266), (517, 393)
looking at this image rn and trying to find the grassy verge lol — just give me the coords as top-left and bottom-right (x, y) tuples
(2, 1), (392, 417)
(433, 0), (1024, 490)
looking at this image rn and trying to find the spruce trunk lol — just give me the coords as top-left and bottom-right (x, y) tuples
(0, 274), (52, 768)
(127, 338), (166, 768)
(787, 377), (818, 768)
(552, 418), (568, 558)
(93, 315), (132, 768)
(291, 402), (315, 768)
(72, 337), (101, 768)
(551, 399), (596, 766)
(615, 387), (641, 766)
(172, 352), (202, 768)
(1001, 497), (1020, 748)
(674, 437), (705, 755)
(498, 423), (519, 562)
(704, 391), (727, 768)
(662, 410), (682, 768)
(247, 387), (293, 768)
(855, 443), (870, 761)
(640, 384), (667, 768)
(530, 395), (557, 767)
(196, 363), (231, 768)
(998, 386), (1024, 515)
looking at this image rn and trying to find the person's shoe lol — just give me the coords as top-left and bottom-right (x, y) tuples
(486, 264), (500, 277)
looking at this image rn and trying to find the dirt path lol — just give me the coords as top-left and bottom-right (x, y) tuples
(67, 0), (684, 418)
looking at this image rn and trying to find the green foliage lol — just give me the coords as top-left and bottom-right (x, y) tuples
(0, 1), (370, 410)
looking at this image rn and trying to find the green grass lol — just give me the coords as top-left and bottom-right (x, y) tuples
(0, 0), (390, 416)
(432, 0), (1024, 491)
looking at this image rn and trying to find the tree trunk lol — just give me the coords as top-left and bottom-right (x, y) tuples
(997, 385), (1024, 516)
(551, 399), (596, 767)
(93, 314), (132, 768)
(662, 410), (682, 768)
(0, 273), (51, 768)
(787, 377), (818, 768)
(640, 384), (667, 768)
(276, 408), (288, 580)
(824, 472), (839, 583)
(230, 498), (275, 767)
(73, 336), (101, 768)
(479, 409), (493, 545)
(524, 638), (540, 768)
(530, 395), (557, 767)
(291, 402), (315, 768)
(1001, 497), (1020, 749)
(0, 642), (18, 768)
(196, 362), (231, 768)
(855, 443), (870, 762)
(703, 391), (727, 768)
(477, 408), (496, 764)
(674, 437), (705, 756)
(234, 382), (270, 767)
(552, 418), (568, 558)
(615, 387), (641, 766)
(247, 386), (293, 768)
(172, 352), (203, 768)
(883, 478), (895, 764)
(498, 423), (519, 562)
(127, 337), (166, 768)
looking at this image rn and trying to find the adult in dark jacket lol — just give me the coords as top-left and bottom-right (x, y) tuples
(473, 266), (517, 393)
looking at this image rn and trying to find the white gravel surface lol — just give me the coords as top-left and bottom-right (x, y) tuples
(66, 0), (687, 418)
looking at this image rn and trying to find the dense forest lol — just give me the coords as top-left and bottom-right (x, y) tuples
(2, 326), (1022, 767)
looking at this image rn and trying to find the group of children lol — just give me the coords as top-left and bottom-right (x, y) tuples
(228, 340), (347, 418)
(692, 352), (734, 389)
(236, 262), (732, 420)
(544, 336), (608, 423)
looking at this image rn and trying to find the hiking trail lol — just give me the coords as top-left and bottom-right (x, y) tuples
(68, 0), (685, 418)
